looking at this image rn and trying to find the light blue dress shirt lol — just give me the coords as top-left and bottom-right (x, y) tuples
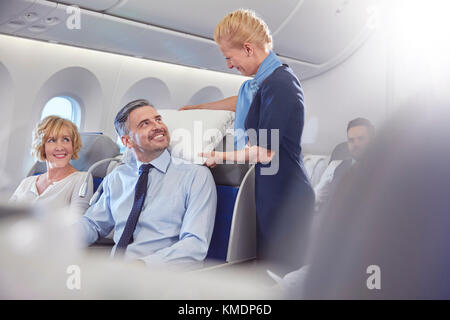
(79, 149), (217, 266)
(234, 50), (282, 150)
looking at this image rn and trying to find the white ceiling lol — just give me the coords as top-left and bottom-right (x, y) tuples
(0, 0), (378, 79)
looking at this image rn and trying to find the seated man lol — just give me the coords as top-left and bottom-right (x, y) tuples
(269, 118), (375, 291)
(77, 99), (217, 268)
(314, 117), (375, 211)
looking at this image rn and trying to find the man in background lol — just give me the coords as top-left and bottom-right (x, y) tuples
(314, 117), (375, 211)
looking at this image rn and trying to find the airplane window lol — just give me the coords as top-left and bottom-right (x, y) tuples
(41, 96), (81, 127)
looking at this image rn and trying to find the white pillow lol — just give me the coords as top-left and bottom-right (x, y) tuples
(157, 109), (234, 163)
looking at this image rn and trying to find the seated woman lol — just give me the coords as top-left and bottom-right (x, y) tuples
(9, 116), (93, 215)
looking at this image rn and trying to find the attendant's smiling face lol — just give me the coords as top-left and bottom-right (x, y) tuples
(122, 106), (170, 159)
(218, 40), (259, 76)
(44, 126), (74, 168)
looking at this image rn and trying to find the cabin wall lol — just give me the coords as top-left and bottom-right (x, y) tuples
(301, 25), (388, 155)
(0, 34), (246, 196)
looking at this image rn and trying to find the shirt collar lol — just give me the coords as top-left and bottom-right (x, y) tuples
(136, 149), (171, 174)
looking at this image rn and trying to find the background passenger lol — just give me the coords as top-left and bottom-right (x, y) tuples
(299, 102), (450, 299)
(9, 116), (93, 216)
(314, 117), (375, 211)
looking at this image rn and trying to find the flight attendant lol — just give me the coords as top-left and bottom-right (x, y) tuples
(201, 9), (315, 272)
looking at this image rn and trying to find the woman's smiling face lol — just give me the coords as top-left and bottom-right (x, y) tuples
(44, 126), (74, 168)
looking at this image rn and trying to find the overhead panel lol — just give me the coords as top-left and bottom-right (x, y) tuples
(182, 44), (240, 74)
(6, 2), (239, 73)
(106, 0), (300, 39)
(0, 0), (376, 80)
(56, 0), (121, 11)
(9, 1), (62, 37)
(278, 56), (322, 80)
(0, 0), (56, 34)
(120, 24), (221, 66)
(0, 0), (35, 25)
(84, 15), (156, 57)
(34, 9), (146, 55)
(274, 0), (374, 64)
(14, 4), (103, 48)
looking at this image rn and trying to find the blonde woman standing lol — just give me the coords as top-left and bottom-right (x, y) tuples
(201, 9), (315, 272)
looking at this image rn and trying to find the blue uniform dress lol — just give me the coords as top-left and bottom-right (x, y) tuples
(245, 64), (315, 271)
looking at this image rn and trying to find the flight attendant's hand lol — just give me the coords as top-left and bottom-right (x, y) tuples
(199, 151), (222, 168)
(248, 145), (275, 164)
(178, 104), (201, 111)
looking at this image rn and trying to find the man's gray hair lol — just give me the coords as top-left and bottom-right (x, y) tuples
(114, 99), (153, 136)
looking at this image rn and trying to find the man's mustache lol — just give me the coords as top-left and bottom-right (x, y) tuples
(148, 129), (166, 140)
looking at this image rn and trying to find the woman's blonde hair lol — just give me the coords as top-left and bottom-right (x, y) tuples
(32, 116), (82, 161)
(214, 9), (273, 50)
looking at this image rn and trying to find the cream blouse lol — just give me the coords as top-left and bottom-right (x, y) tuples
(9, 171), (93, 216)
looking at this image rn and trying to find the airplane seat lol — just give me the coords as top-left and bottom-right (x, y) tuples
(84, 148), (132, 248)
(198, 163), (256, 270)
(72, 133), (121, 192)
(207, 164), (252, 260)
(312, 142), (351, 192)
(329, 141), (351, 163)
(27, 132), (121, 193)
(303, 154), (330, 187)
(88, 162), (257, 260)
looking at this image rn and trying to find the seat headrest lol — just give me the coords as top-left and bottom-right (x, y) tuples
(71, 133), (120, 172)
(329, 142), (351, 163)
(210, 164), (251, 187)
